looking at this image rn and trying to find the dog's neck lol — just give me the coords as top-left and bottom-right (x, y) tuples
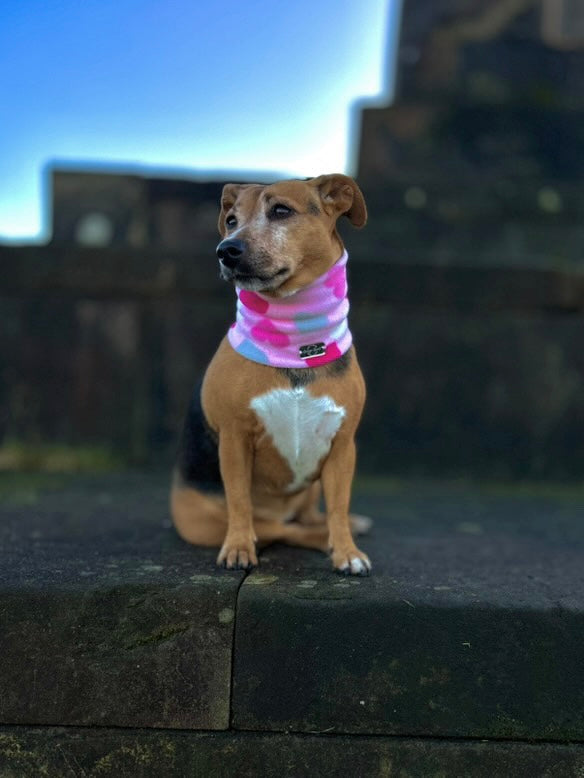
(227, 251), (352, 368)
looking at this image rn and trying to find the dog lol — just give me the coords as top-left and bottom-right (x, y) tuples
(170, 174), (372, 575)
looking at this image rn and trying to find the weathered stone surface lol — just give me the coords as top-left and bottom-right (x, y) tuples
(0, 292), (232, 461)
(1, 474), (584, 748)
(232, 482), (584, 738)
(355, 308), (584, 478)
(354, 0), (584, 275)
(394, 0), (584, 105)
(358, 102), (584, 187)
(0, 474), (243, 729)
(3, 245), (584, 478)
(1, 727), (584, 778)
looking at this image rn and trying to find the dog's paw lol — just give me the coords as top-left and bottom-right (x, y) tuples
(331, 546), (372, 576)
(217, 538), (258, 571)
(349, 514), (373, 535)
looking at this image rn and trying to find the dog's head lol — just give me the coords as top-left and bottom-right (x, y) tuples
(216, 174), (367, 296)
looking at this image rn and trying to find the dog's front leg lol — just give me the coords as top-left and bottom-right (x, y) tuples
(216, 426), (258, 570)
(321, 437), (372, 576)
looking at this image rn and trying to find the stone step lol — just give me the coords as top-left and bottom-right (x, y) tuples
(1, 474), (583, 772)
(1, 727), (583, 778)
(232, 485), (584, 739)
(0, 473), (243, 730)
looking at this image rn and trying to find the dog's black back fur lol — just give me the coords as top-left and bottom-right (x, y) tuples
(176, 381), (222, 492)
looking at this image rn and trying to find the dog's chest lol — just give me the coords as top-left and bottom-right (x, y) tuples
(250, 388), (346, 491)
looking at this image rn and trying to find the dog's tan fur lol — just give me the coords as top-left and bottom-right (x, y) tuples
(170, 174), (371, 574)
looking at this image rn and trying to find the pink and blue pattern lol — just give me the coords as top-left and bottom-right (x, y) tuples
(228, 251), (352, 368)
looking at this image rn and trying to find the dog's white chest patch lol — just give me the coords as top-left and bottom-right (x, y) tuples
(250, 388), (346, 491)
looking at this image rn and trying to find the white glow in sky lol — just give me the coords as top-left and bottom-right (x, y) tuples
(0, 0), (400, 241)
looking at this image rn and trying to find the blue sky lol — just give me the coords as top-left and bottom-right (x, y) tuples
(0, 0), (399, 241)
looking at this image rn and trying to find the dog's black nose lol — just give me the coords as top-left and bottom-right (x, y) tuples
(216, 238), (245, 269)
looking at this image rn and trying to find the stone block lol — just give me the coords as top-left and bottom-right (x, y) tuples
(232, 484), (584, 738)
(0, 474), (243, 729)
(1, 727), (584, 778)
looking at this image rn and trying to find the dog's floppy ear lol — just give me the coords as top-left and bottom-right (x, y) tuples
(217, 183), (244, 236)
(311, 174), (367, 228)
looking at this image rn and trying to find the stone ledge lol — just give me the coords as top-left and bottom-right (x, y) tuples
(1, 474), (583, 743)
(232, 484), (584, 739)
(1, 727), (584, 778)
(0, 474), (244, 730)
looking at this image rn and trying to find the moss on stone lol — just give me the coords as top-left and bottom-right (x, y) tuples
(0, 441), (124, 474)
(122, 622), (191, 650)
(0, 473), (69, 504)
(0, 734), (49, 775)
(92, 741), (176, 773)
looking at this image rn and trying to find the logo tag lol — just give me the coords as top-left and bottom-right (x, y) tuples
(299, 342), (326, 360)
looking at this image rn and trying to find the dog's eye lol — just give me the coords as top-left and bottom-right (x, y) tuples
(270, 204), (293, 219)
(225, 214), (237, 229)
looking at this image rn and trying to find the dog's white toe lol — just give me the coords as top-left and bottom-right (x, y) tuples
(349, 556), (371, 575)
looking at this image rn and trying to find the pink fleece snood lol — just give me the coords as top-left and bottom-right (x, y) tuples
(227, 251), (352, 368)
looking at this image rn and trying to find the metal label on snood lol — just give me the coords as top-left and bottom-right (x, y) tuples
(299, 342), (326, 360)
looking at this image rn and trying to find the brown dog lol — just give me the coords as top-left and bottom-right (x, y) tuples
(170, 174), (372, 575)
